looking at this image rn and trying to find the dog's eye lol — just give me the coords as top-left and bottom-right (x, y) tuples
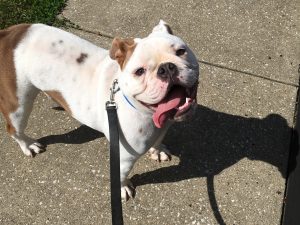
(135, 67), (146, 76)
(176, 48), (186, 56)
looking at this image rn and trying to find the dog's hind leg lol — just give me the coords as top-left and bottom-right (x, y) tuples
(4, 82), (44, 157)
(0, 24), (44, 156)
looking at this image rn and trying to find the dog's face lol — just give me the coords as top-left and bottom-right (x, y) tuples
(110, 20), (199, 128)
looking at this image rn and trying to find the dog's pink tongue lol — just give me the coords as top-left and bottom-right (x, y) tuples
(153, 87), (185, 128)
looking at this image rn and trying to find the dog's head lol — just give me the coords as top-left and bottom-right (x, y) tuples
(110, 20), (199, 128)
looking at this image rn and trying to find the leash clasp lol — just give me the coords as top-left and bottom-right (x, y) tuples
(106, 79), (119, 109)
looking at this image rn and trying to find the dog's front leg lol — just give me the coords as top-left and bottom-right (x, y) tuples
(119, 144), (141, 201)
(148, 143), (171, 162)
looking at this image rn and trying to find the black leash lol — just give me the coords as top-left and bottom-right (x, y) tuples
(106, 79), (124, 225)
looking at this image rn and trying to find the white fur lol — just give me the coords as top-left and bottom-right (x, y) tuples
(8, 21), (199, 199)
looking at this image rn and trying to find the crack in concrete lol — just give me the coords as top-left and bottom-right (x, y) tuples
(199, 60), (299, 88)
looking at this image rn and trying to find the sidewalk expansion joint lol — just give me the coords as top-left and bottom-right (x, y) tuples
(199, 60), (299, 88)
(66, 22), (114, 39)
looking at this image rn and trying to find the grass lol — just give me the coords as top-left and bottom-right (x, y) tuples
(0, 0), (68, 29)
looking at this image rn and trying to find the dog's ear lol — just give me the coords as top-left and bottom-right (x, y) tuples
(152, 20), (173, 35)
(109, 38), (136, 69)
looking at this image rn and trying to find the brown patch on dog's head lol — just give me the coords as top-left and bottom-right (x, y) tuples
(152, 20), (173, 35)
(109, 38), (136, 69)
(164, 24), (173, 35)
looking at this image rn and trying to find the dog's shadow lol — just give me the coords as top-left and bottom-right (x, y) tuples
(132, 105), (290, 184)
(38, 105), (294, 225)
(132, 105), (294, 224)
(38, 123), (103, 146)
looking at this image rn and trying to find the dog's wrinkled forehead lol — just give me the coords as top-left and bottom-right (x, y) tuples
(145, 32), (184, 47)
(126, 26), (186, 68)
(109, 20), (189, 70)
(128, 35), (184, 65)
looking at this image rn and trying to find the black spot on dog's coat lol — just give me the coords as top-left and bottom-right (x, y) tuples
(76, 53), (88, 64)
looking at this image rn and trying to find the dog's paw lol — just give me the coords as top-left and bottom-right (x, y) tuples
(148, 144), (171, 162)
(29, 142), (45, 154)
(121, 179), (135, 201)
(13, 135), (46, 157)
(22, 142), (45, 157)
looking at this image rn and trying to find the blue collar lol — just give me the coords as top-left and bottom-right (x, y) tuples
(123, 93), (136, 109)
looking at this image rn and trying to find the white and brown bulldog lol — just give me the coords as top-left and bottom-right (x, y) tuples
(0, 20), (199, 199)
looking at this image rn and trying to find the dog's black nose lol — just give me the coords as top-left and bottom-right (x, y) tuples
(157, 62), (178, 79)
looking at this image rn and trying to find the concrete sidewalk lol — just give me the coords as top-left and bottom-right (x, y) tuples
(0, 0), (299, 224)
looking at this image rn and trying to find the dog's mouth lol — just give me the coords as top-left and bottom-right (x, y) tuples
(140, 83), (198, 128)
